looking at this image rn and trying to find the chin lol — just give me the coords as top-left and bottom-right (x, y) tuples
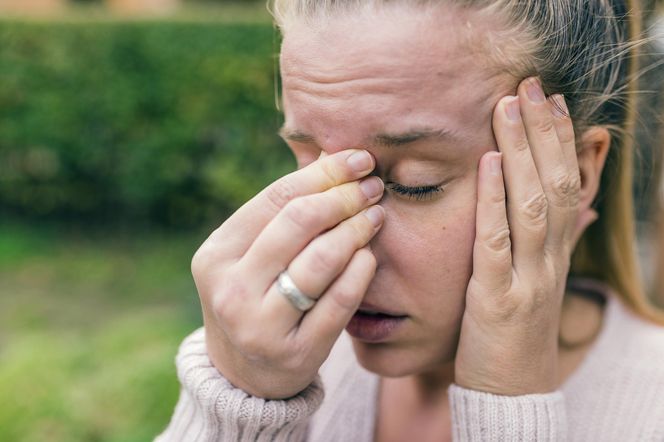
(350, 338), (456, 378)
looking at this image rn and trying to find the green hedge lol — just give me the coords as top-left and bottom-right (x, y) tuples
(0, 20), (293, 227)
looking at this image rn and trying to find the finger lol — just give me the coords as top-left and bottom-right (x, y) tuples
(472, 152), (513, 292)
(298, 246), (377, 348)
(284, 205), (384, 298)
(492, 95), (547, 269)
(211, 149), (376, 258)
(549, 94), (581, 244)
(261, 205), (385, 332)
(518, 78), (578, 253)
(239, 176), (384, 293)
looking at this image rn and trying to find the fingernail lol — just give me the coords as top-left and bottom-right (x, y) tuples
(489, 152), (502, 176)
(550, 94), (569, 118)
(505, 97), (521, 121)
(365, 205), (385, 228)
(347, 150), (373, 172)
(526, 77), (546, 103)
(359, 176), (384, 200)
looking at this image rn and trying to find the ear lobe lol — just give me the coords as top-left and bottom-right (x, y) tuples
(576, 126), (611, 211)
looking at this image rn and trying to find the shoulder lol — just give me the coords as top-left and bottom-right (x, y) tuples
(563, 294), (664, 440)
(565, 279), (664, 368)
(604, 294), (664, 365)
(573, 291), (664, 380)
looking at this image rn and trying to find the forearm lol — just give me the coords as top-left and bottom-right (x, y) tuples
(155, 328), (324, 442)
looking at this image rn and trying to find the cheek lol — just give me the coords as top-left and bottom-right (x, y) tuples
(374, 190), (478, 291)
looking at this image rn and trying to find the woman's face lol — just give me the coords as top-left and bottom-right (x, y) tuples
(280, 6), (516, 376)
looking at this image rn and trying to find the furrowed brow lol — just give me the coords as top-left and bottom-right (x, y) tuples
(373, 128), (460, 148)
(278, 126), (461, 147)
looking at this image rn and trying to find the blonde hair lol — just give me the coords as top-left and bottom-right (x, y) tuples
(269, 0), (664, 326)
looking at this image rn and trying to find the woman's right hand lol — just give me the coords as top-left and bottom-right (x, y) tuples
(191, 149), (385, 399)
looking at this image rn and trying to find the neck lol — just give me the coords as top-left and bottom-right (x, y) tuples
(409, 361), (456, 405)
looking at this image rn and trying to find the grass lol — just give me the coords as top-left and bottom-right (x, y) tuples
(0, 222), (206, 441)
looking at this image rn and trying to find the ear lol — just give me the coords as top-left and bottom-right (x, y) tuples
(577, 126), (611, 211)
(570, 126), (611, 245)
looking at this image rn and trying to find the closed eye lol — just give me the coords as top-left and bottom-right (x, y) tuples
(386, 182), (444, 201)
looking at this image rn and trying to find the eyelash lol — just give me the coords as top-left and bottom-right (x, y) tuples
(386, 182), (444, 201)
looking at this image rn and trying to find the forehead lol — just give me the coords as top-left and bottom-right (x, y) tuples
(279, 5), (515, 150)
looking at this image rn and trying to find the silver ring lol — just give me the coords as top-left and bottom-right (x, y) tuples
(277, 271), (316, 312)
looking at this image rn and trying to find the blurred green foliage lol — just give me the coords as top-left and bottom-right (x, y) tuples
(0, 20), (293, 228)
(0, 222), (204, 441)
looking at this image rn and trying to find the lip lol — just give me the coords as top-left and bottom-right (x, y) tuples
(346, 305), (407, 343)
(357, 302), (406, 317)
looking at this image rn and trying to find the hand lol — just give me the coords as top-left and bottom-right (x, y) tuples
(454, 77), (597, 395)
(192, 149), (385, 399)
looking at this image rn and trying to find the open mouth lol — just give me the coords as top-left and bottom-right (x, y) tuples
(346, 305), (408, 342)
(355, 310), (407, 319)
(356, 302), (406, 318)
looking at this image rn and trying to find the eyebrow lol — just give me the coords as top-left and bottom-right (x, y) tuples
(278, 127), (461, 148)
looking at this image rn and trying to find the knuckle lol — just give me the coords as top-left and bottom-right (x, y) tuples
(349, 214), (374, 242)
(557, 124), (576, 145)
(513, 286), (549, 317)
(191, 245), (208, 279)
(265, 177), (298, 212)
(488, 187), (507, 205)
(551, 172), (579, 201)
(319, 159), (340, 187)
(520, 192), (548, 225)
(217, 268), (247, 299)
(308, 246), (344, 275)
(568, 181), (581, 207)
(491, 292), (522, 321)
(329, 284), (361, 311)
(468, 281), (519, 321)
(284, 197), (325, 231)
(335, 185), (360, 215)
(483, 227), (512, 253)
(534, 115), (556, 135)
(513, 137), (530, 152)
(212, 269), (249, 323)
(211, 291), (231, 323)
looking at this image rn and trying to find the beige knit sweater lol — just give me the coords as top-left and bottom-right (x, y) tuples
(156, 286), (664, 441)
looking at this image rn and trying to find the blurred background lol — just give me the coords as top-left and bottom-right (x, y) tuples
(0, 1), (294, 441)
(0, 1), (662, 441)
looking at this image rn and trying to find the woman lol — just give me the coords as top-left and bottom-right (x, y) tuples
(157, 0), (664, 440)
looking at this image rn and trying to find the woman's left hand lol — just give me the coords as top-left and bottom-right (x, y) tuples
(454, 76), (597, 395)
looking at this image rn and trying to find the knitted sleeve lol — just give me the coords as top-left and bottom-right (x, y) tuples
(448, 384), (567, 441)
(155, 328), (324, 442)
